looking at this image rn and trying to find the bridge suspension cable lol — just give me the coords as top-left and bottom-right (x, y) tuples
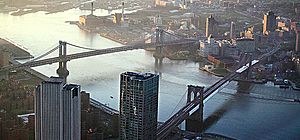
(162, 30), (186, 40)
(168, 89), (188, 118)
(66, 42), (105, 51)
(66, 33), (157, 51)
(29, 44), (59, 62)
(0, 29), (199, 73)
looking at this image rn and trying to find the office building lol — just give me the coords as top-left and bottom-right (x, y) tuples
(244, 26), (254, 39)
(292, 22), (300, 53)
(62, 84), (81, 140)
(119, 72), (159, 140)
(191, 15), (200, 29)
(155, 0), (171, 7)
(230, 21), (236, 39)
(235, 38), (256, 53)
(263, 11), (276, 35)
(206, 15), (217, 37)
(198, 35), (220, 57)
(35, 77), (80, 140)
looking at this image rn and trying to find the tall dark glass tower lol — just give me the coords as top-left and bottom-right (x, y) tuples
(119, 72), (159, 140)
(206, 15), (217, 37)
(263, 11), (276, 35)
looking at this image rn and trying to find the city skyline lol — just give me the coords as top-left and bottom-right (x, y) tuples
(0, 0), (300, 139)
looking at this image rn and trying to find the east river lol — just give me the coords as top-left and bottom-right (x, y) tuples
(0, 8), (300, 139)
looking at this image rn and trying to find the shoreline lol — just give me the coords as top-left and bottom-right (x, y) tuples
(1, 37), (120, 113)
(199, 67), (300, 91)
(1, 37), (49, 81)
(0, 37), (33, 59)
(76, 22), (128, 45)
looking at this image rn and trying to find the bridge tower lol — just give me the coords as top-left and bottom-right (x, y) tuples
(238, 53), (253, 80)
(154, 28), (165, 69)
(246, 53), (253, 80)
(56, 41), (69, 84)
(185, 85), (204, 133)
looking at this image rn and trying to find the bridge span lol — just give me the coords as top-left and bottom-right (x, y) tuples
(0, 40), (195, 73)
(0, 28), (281, 139)
(156, 47), (281, 139)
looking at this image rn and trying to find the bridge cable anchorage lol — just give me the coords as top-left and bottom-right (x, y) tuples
(168, 90), (188, 118)
(29, 44), (59, 62)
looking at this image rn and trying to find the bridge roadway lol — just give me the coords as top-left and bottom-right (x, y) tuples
(90, 98), (119, 115)
(0, 40), (196, 72)
(156, 73), (237, 139)
(156, 47), (281, 140)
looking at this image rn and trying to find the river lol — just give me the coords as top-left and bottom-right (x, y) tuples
(0, 8), (299, 139)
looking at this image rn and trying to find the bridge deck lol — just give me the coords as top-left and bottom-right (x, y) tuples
(156, 47), (281, 140)
(0, 41), (196, 73)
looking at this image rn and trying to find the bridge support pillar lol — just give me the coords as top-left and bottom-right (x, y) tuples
(246, 53), (253, 80)
(56, 41), (69, 84)
(154, 44), (164, 71)
(185, 85), (204, 133)
(154, 28), (164, 68)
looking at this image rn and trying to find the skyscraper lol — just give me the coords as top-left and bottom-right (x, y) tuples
(62, 84), (81, 140)
(263, 11), (276, 35)
(230, 21), (236, 39)
(292, 22), (300, 53)
(206, 15), (217, 37)
(119, 72), (159, 140)
(35, 77), (81, 140)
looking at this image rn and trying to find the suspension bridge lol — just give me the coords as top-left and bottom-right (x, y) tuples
(156, 47), (280, 139)
(0, 27), (281, 139)
(0, 29), (196, 76)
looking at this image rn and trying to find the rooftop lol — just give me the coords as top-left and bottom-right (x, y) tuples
(122, 72), (157, 80)
(64, 84), (80, 90)
(43, 76), (63, 84)
(236, 38), (254, 41)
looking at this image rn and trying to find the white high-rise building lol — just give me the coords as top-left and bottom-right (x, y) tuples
(35, 77), (81, 140)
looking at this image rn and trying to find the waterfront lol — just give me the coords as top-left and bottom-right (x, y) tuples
(1, 8), (300, 139)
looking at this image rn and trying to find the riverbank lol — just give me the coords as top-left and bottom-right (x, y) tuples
(0, 38), (33, 59)
(199, 67), (224, 77)
(288, 80), (300, 91)
(2, 1), (81, 16)
(1, 37), (46, 90)
(1, 0), (151, 16)
(0, 38), (121, 139)
(198, 60), (300, 91)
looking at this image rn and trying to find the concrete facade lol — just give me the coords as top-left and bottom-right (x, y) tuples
(198, 35), (220, 57)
